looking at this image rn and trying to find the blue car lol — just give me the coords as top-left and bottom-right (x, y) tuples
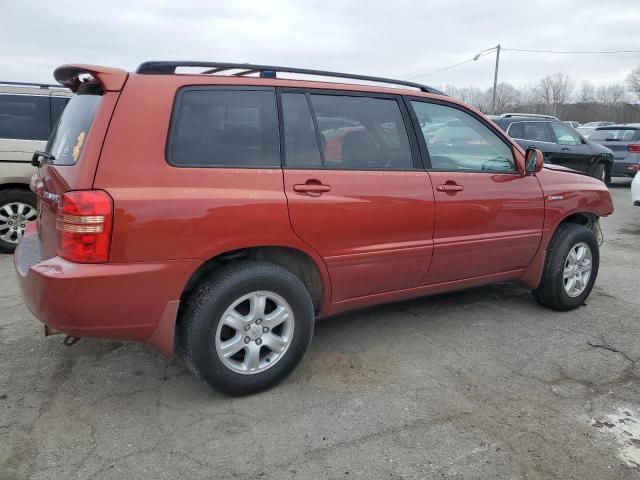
(588, 124), (640, 183)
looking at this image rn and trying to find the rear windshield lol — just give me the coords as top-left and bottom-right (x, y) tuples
(589, 129), (639, 142)
(46, 85), (101, 165)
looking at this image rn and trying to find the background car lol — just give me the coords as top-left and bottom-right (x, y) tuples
(564, 121), (580, 128)
(0, 81), (71, 252)
(492, 115), (613, 180)
(588, 124), (640, 182)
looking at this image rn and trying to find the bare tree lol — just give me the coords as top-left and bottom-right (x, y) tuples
(596, 84), (628, 105)
(537, 73), (574, 116)
(606, 84), (627, 105)
(577, 81), (595, 103)
(626, 66), (640, 101)
(489, 83), (521, 113)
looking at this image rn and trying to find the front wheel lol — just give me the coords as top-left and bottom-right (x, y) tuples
(533, 223), (599, 311)
(180, 261), (314, 395)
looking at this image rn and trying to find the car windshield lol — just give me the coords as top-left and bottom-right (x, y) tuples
(589, 129), (638, 141)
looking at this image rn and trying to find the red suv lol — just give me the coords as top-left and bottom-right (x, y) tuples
(15, 62), (613, 395)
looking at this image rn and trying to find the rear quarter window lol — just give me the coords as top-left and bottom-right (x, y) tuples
(168, 88), (280, 168)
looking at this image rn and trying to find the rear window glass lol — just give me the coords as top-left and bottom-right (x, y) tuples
(47, 88), (101, 165)
(309, 94), (413, 170)
(0, 94), (50, 141)
(168, 89), (279, 168)
(589, 129), (639, 141)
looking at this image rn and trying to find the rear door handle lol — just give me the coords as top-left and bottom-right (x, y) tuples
(436, 183), (464, 192)
(293, 182), (332, 195)
(561, 147), (571, 151)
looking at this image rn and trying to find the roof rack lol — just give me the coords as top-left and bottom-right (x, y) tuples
(0, 80), (67, 90)
(135, 61), (445, 95)
(501, 113), (559, 120)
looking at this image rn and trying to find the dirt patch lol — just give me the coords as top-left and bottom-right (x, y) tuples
(307, 350), (391, 386)
(0, 431), (36, 479)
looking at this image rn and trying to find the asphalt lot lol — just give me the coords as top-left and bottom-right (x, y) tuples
(1, 180), (639, 480)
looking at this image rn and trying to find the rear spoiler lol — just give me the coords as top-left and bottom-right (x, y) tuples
(53, 64), (128, 93)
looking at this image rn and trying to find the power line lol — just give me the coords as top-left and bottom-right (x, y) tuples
(409, 50), (494, 79)
(503, 48), (640, 54)
(408, 46), (640, 80)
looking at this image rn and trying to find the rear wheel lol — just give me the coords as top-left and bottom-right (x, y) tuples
(0, 189), (37, 253)
(180, 261), (314, 395)
(533, 223), (599, 311)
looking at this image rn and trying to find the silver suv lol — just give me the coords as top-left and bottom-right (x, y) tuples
(0, 81), (71, 252)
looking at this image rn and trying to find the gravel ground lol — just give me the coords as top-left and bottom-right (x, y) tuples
(1, 180), (639, 480)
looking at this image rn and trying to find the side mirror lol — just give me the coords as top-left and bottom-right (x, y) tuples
(525, 147), (544, 174)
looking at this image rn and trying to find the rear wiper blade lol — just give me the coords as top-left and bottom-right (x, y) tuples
(31, 151), (55, 167)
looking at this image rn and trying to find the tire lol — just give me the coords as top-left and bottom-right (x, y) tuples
(593, 162), (606, 183)
(180, 261), (314, 396)
(532, 223), (599, 311)
(0, 189), (37, 254)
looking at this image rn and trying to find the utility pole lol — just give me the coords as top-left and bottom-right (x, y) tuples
(491, 44), (501, 114)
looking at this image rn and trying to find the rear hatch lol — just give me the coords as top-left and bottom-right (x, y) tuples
(33, 65), (127, 260)
(588, 127), (640, 162)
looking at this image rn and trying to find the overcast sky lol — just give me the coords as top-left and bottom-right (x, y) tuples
(2, 0), (639, 90)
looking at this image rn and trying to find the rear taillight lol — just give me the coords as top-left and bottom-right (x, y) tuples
(628, 144), (640, 153)
(56, 190), (113, 263)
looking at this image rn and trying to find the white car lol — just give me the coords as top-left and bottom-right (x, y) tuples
(633, 165), (640, 206)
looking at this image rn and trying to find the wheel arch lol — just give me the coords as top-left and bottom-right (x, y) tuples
(519, 210), (600, 290)
(178, 245), (330, 320)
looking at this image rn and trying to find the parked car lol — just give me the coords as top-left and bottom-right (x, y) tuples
(564, 121), (580, 129)
(576, 126), (597, 138)
(492, 115), (613, 181)
(588, 125), (640, 182)
(15, 62), (614, 395)
(632, 166), (640, 206)
(582, 121), (615, 127)
(0, 81), (71, 252)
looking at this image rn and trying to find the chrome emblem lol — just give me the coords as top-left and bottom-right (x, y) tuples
(42, 191), (60, 203)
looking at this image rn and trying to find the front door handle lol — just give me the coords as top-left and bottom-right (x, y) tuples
(293, 181), (332, 195)
(561, 147), (571, 151)
(436, 183), (464, 192)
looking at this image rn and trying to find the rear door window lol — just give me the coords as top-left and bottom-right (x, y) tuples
(522, 122), (554, 143)
(168, 89), (279, 168)
(0, 94), (50, 141)
(307, 94), (413, 170)
(281, 93), (322, 167)
(47, 86), (101, 165)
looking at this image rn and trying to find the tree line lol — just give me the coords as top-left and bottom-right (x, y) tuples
(439, 65), (640, 123)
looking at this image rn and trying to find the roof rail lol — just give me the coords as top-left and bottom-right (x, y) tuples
(0, 80), (67, 90)
(501, 113), (559, 120)
(135, 61), (445, 95)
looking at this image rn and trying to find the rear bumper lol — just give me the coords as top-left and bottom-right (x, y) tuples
(611, 161), (638, 177)
(14, 226), (200, 355)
